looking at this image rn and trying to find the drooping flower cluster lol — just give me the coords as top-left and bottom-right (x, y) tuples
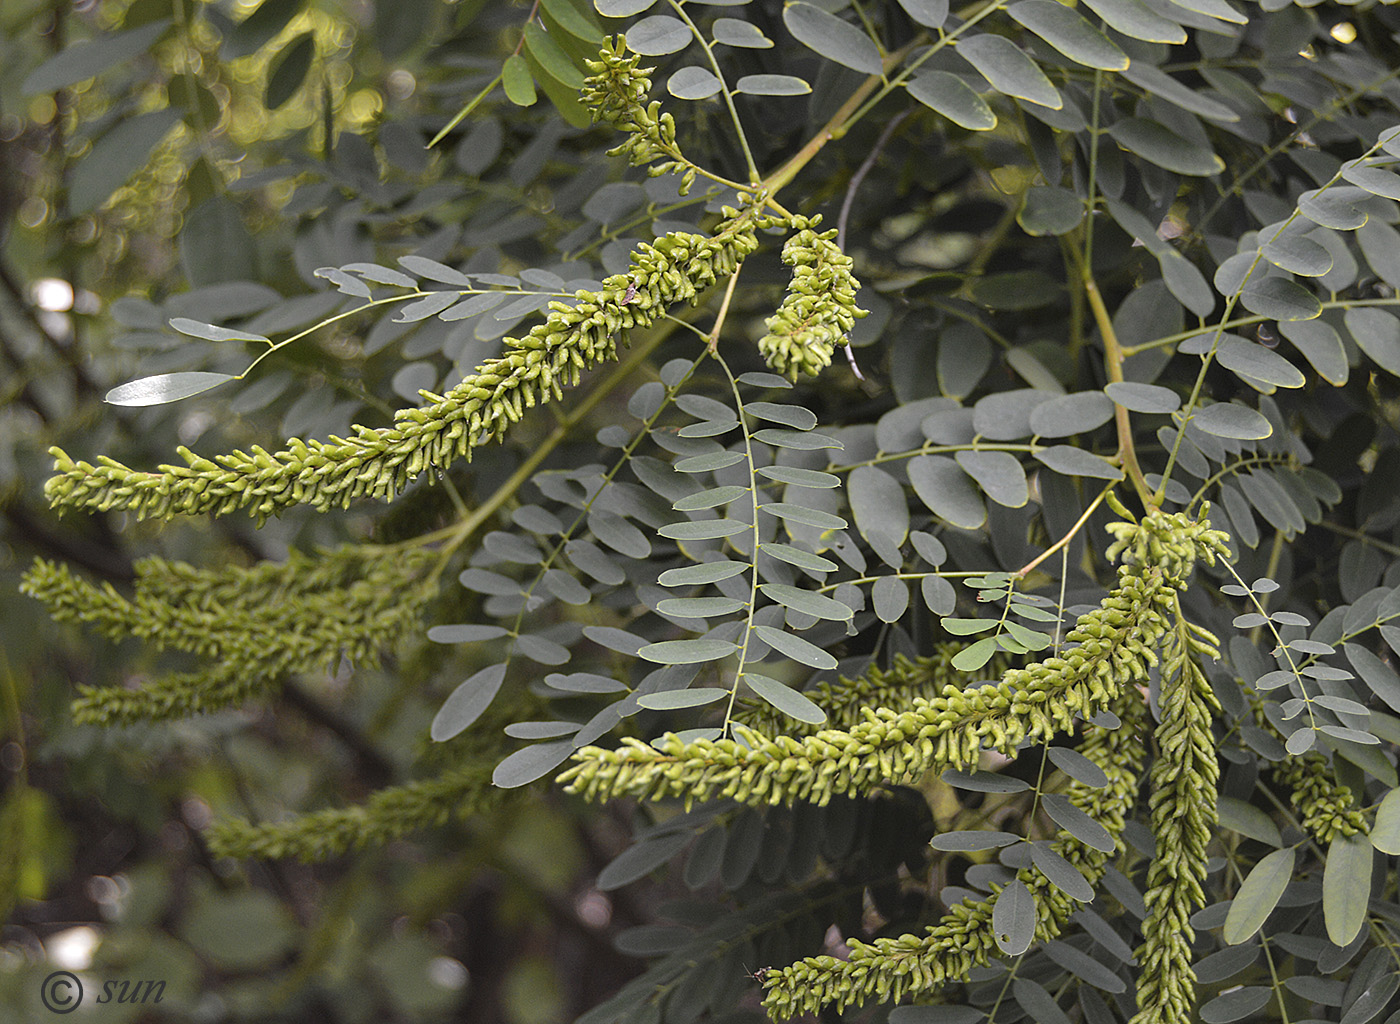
(758, 224), (868, 379)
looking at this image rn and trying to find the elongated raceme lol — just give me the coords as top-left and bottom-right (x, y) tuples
(561, 562), (1167, 808)
(560, 515), (1200, 811)
(1239, 692), (1368, 843)
(582, 36), (694, 189)
(759, 225), (868, 379)
(761, 691), (1148, 1018)
(21, 547), (437, 723)
(1130, 600), (1221, 1024)
(205, 766), (502, 862)
(42, 220), (762, 524)
(732, 646), (1013, 738)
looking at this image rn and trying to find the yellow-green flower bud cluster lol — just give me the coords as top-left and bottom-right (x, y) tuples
(1244, 695), (1367, 844)
(42, 220), (761, 524)
(761, 693), (1148, 1019)
(205, 765), (501, 863)
(581, 37), (692, 189)
(1272, 744), (1367, 844)
(732, 646), (1012, 738)
(21, 546), (436, 723)
(1130, 605), (1222, 1024)
(559, 556), (1171, 810)
(758, 225), (868, 379)
(1104, 503), (1230, 588)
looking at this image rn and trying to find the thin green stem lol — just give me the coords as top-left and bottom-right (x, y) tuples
(667, 0), (759, 183)
(713, 349), (763, 739)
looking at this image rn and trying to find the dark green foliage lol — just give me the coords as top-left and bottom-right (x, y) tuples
(9, 0), (1400, 1022)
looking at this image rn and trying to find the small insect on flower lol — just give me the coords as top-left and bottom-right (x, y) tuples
(742, 963), (768, 983)
(623, 281), (638, 304)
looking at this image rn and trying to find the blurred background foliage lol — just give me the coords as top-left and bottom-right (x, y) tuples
(0, 1), (657, 1020)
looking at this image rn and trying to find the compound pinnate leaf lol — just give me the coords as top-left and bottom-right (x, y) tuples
(1324, 833), (1373, 946)
(1079, 0), (1185, 43)
(849, 466), (910, 546)
(931, 830), (1022, 851)
(265, 32), (315, 110)
(398, 255), (474, 285)
(1013, 978), (1073, 1024)
(889, 1007), (983, 1023)
(431, 664), (508, 741)
(1008, 1), (1128, 70)
(169, 318), (272, 343)
(594, 0), (657, 14)
(638, 639), (739, 664)
(1261, 230), (1332, 278)
(757, 465), (841, 488)
(1034, 446), (1123, 480)
(658, 561), (749, 586)
(1107, 118), (1223, 176)
(395, 291), (461, 322)
(1373, 788), (1400, 854)
(106, 372), (238, 407)
(993, 879), (1036, 955)
(908, 455), (987, 529)
(956, 451), (1028, 508)
(23, 19), (171, 95)
(1200, 987), (1272, 1024)
(1030, 842), (1094, 902)
(1223, 847), (1293, 943)
(1028, 392), (1115, 437)
(502, 53), (538, 106)
(762, 543), (838, 573)
(596, 832), (691, 890)
(656, 518), (749, 540)
(622, 14), (691, 54)
(872, 577), (910, 622)
(1343, 162), (1400, 201)
(668, 66), (722, 99)
(1043, 939), (1125, 992)
(1346, 307), (1400, 376)
(1192, 403), (1273, 440)
(636, 687), (729, 709)
(1042, 794), (1115, 852)
(747, 402), (818, 429)
(1216, 337), (1306, 388)
(894, 0), (949, 27)
(1280, 320), (1349, 385)
(783, 2), (883, 74)
(1299, 188), (1369, 231)
(1216, 796), (1282, 847)
(1103, 381), (1181, 411)
(494, 739), (575, 788)
(712, 18), (773, 48)
(745, 672), (826, 724)
(1240, 277), (1322, 321)
(759, 503), (847, 530)
(753, 428), (842, 450)
(759, 583), (854, 621)
(734, 74), (811, 96)
(907, 72), (997, 131)
(1018, 186), (1085, 236)
(1047, 747), (1109, 788)
(427, 624), (510, 643)
(956, 34), (1061, 109)
(753, 625), (838, 669)
(673, 486), (749, 511)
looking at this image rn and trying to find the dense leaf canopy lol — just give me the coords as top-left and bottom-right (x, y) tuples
(5, 0), (1400, 1022)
